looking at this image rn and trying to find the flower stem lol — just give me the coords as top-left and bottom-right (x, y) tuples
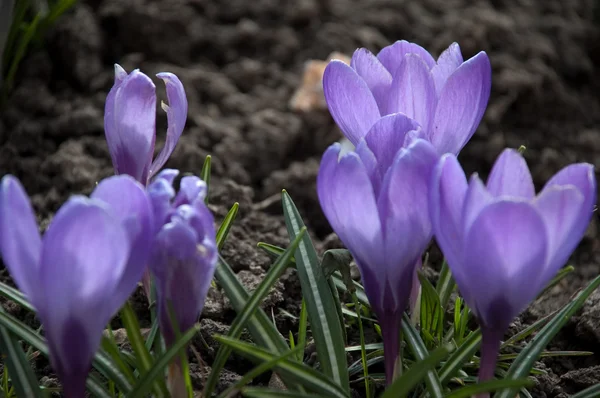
(379, 311), (403, 384)
(476, 327), (503, 398)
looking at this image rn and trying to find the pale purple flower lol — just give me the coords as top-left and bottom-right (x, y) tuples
(317, 113), (439, 383)
(430, 149), (596, 386)
(323, 40), (491, 155)
(0, 175), (153, 397)
(147, 169), (217, 346)
(104, 64), (188, 185)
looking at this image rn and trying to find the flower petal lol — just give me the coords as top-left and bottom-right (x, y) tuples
(463, 174), (494, 235)
(377, 138), (438, 310)
(39, 198), (131, 386)
(543, 163), (597, 215)
(149, 73), (188, 178)
(429, 51), (491, 155)
(461, 201), (548, 330)
(323, 61), (381, 145)
(350, 48), (392, 112)
(355, 139), (380, 195)
(91, 175), (154, 309)
(317, 144), (385, 298)
(107, 69), (157, 183)
(431, 42), (463, 95)
(173, 176), (207, 207)
(385, 54), (437, 132)
(535, 184), (589, 278)
(0, 176), (41, 304)
(486, 149), (535, 199)
(364, 113), (421, 177)
(377, 40), (436, 74)
(429, 154), (468, 275)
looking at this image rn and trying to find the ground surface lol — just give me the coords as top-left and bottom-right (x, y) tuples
(1, 0), (600, 396)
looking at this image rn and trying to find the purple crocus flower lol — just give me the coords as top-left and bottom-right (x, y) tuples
(104, 64), (188, 185)
(0, 175), (153, 398)
(323, 40), (491, 155)
(317, 113), (439, 383)
(430, 149), (596, 389)
(147, 169), (218, 346)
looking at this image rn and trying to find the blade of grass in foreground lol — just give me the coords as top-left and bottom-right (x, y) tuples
(445, 378), (534, 398)
(241, 388), (333, 398)
(282, 190), (349, 393)
(215, 335), (348, 398)
(204, 228), (307, 396)
(496, 273), (600, 398)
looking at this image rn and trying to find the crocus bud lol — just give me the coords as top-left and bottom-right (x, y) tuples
(323, 40), (491, 155)
(317, 113), (439, 383)
(0, 175), (153, 398)
(147, 169), (217, 346)
(429, 149), (596, 392)
(104, 64), (188, 185)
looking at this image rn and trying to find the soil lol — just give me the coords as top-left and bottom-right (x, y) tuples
(1, 0), (600, 396)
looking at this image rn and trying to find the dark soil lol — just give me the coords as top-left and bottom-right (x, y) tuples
(1, 0), (600, 396)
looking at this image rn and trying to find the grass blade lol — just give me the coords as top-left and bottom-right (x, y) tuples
(216, 202), (239, 250)
(296, 299), (307, 362)
(401, 313), (444, 398)
(215, 335), (348, 398)
(438, 329), (481, 385)
(444, 378), (534, 398)
(128, 325), (200, 398)
(0, 306), (43, 397)
(281, 190), (349, 393)
(200, 154), (211, 204)
(381, 343), (453, 398)
(435, 261), (455, 311)
(204, 228), (307, 396)
(496, 273), (600, 398)
(571, 382), (600, 398)
(242, 388), (332, 398)
(418, 271), (444, 347)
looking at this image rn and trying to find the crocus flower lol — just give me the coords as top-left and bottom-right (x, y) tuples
(104, 64), (188, 185)
(0, 175), (153, 398)
(323, 40), (491, 155)
(317, 113), (439, 383)
(147, 169), (217, 345)
(430, 149), (596, 390)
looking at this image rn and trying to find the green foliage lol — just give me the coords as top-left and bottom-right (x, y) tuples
(1, 0), (77, 99)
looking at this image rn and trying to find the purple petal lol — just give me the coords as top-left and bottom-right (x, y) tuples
(543, 163), (597, 215)
(377, 40), (436, 74)
(153, 168), (180, 185)
(385, 54), (437, 133)
(429, 51), (491, 155)
(173, 176), (207, 207)
(377, 139), (438, 310)
(431, 42), (463, 95)
(317, 144), (385, 298)
(461, 201), (548, 330)
(149, 73), (188, 178)
(323, 61), (381, 145)
(429, 154), (468, 275)
(351, 48), (392, 113)
(39, 198), (130, 385)
(355, 139), (381, 195)
(0, 176), (41, 304)
(91, 175), (154, 309)
(148, 177), (177, 234)
(106, 69), (157, 183)
(535, 185), (589, 278)
(486, 149), (535, 199)
(363, 113), (421, 177)
(463, 174), (494, 235)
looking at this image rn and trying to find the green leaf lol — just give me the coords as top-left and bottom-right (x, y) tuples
(418, 271), (444, 347)
(571, 382), (600, 398)
(214, 335), (348, 398)
(444, 378), (534, 398)
(121, 301), (168, 397)
(204, 228), (307, 396)
(216, 202), (239, 250)
(218, 345), (304, 398)
(401, 313), (445, 398)
(438, 329), (481, 385)
(537, 265), (574, 299)
(100, 333), (136, 385)
(200, 154), (211, 205)
(501, 310), (556, 348)
(0, 306), (43, 397)
(128, 325), (200, 398)
(242, 388), (333, 398)
(435, 261), (455, 311)
(0, 282), (34, 312)
(281, 190), (350, 393)
(381, 343), (453, 398)
(496, 273), (600, 398)
(296, 299), (307, 362)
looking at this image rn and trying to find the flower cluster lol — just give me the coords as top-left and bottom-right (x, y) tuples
(0, 66), (216, 397)
(318, 40), (596, 385)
